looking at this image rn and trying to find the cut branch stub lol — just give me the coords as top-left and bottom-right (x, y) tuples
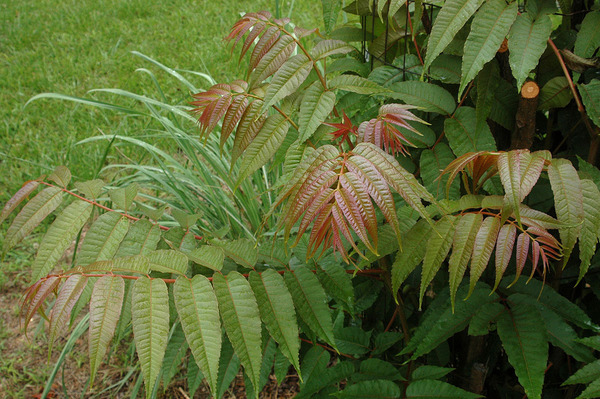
(511, 81), (540, 150)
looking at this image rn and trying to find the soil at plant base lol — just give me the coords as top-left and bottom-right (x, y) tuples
(0, 272), (300, 398)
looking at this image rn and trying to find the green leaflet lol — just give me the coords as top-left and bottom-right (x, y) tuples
(171, 209), (202, 230)
(74, 179), (104, 200)
(469, 216), (501, 296)
(408, 286), (498, 359)
(115, 220), (161, 258)
(89, 276), (124, 386)
(329, 75), (390, 95)
(299, 83), (336, 143)
(388, 81), (456, 115)
(311, 39), (355, 60)
(335, 327), (371, 355)
(298, 360), (355, 398)
(468, 301), (505, 336)
(161, 324), (189, 388)
(540, 306), (594, 363)
(423, 0), (484, 69)
(255, 336), (278, 395)
(508, 13), (552, 90)
(77, 212), (130, 266)
(579, 80), (600, 128)
(459, 0), (517, 97)
(579, 180), (600, 281)
(412, 365), (454, 381)
(548, 158), (583, 264)
(237, 112), (290, 186)
(49, 274), (88, 354)
(32, 200), (93, 280)
(212, 238), (258, 268)
(392, 220), (432, 295)
(108, 183), (138, 212)
(0, 180), (40, 225)
(187, 354), (204, 398)
(387, 0), (406, 20)
(3, 186), (63, 252)
(503, 277), (598, 331)
(538, 77), (572, 110)
(356, 359), (403, 381)
(564, 359), (600, 385)
(336, 379), (401, 398)
(262, 53), (312, 113)
(213, 271), (262, 397)
(497, 294), (548, 399)
(216, 337), (241, 399)
(445, 106), (497, 157)
(299, 347), (330, 397)
(419, 143), (460, 200)
(475, 60), (500, 132)
(174, 275), (221, 396)
(574, 11), (600, 58)
(146, 249), (188, 275)
(448, 213), (482, 309)
(47, 167), (70, 189)
(187, 245), (224, 271)
(132, 277), (169, 399)
(284, 265), (336, 349)
(406, 379), (481, 398)
(321, 0), (342, 34)
(315, 257), (355, 311)
(420, 216), (457, 308)
(249, 270), (300, 374)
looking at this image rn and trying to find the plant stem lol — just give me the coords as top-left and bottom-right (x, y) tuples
(547, 38), (597, 139)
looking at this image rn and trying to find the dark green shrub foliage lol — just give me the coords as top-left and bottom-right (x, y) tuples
(4, 0), (600, 397)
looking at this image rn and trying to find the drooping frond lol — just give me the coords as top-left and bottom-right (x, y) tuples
(274, 142), (433, 262)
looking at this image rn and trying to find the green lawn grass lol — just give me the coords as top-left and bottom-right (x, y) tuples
(0, 0), (320, 202)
